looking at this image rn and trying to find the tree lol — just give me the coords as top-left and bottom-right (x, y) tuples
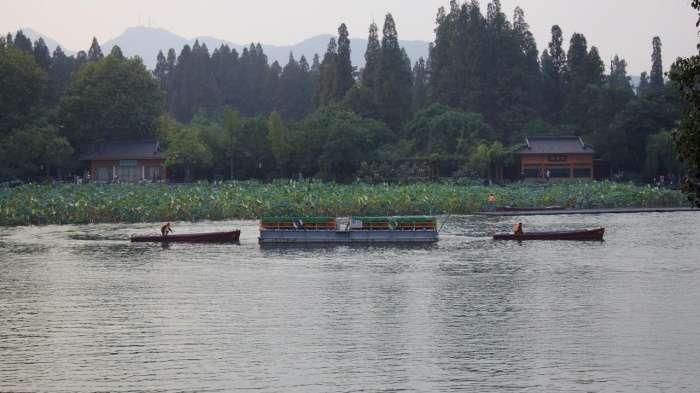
(335, 23), (354, 99)
(542, 25), (566, 121)
(58, 55), (163, 150)
(466, 141), (511, 183)
(87, 37), (103, 62)
(605, 93), (680, 173)
(48, 46), (75, 105)
(161, 116), (212, 182)
(376, 13), (413, 130)
(0, 125), (73, 179)
(267, 111), (291, 176)
(222, 107), (241, 179)
(406, 104), (493, 157)
(638, 71), (650, 96)
(316, 38), (338, 107)
(362, 22), (381, 92)
(276, 53), (312, 120)
(32, 38), (51, 70)
(412, 57), (429, 113)
(167, 41), (222, 121)
(292, 107), (389, 181)
(669, 1), (700, 205)
(154, 50), (168, 88)
(645, 130), (684, 180)
(0, 45), (46, 134)
(109, 45), (124, 59)
(608, 55), (632, 91)
(650, 36), (664, 91)
(563, 33), (604, 133)
(13, 30), (33, 54)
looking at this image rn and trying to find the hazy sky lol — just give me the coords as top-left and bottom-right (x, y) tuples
(2, 0), (698, 74)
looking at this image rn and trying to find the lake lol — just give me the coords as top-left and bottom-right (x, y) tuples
(1, 212), (699, 392)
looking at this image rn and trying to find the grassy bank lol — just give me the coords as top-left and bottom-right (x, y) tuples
(0, 181), (690, 226)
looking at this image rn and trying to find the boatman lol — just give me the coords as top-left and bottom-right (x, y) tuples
(487, 193), (497, 211)
(161, 222), (173, 238)
(513, 222), (523, 235)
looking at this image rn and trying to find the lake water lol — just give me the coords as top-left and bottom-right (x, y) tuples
(1, 212), (699, 392)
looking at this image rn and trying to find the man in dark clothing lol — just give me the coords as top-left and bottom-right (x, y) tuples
(161, 222), (173, 237)
(513, 222), (524, 235)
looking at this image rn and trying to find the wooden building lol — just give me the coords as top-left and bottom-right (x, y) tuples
(517, 136), (595, 180)
(80, 141), (166, 183)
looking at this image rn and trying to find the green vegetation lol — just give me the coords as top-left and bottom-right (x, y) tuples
(2, 3), (695, 187)
(669, 0), (700, 206)
(0, 181), (689, 226)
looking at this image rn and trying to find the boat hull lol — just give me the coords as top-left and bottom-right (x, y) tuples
(493, 228), (605, 241)
(259, 229), (439, 244)
(497, 206), (565, 212)
(131, 230), (241, 243)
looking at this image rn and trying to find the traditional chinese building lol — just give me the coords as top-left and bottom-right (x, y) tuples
(80, 141), (166, 183)
(516, 136), (595, 180)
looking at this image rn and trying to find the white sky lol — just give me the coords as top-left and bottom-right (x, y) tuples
(2, 0), (698, 74)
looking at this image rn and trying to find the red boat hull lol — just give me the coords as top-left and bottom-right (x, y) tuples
(493, 228), (605, 241)
(130, 230), (241, 243)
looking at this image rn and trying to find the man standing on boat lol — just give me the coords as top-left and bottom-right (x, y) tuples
(513, 222), (523, 235)
(161, 222), (173, 238)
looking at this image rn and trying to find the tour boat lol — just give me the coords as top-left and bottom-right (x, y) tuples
(493, 227), (605, 241)
(258, 216), (439, 244)
(131, 230), (241, 243)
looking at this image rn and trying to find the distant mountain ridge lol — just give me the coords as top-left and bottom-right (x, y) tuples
(16, 27), (75, 55)
(101, 26), (431, 69)
(7, 26), (644, 89)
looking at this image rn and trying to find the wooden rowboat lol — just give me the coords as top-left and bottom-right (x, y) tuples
(493, 228), (605, 241)
(497, 205), (565, 212)
(130, 230), (241, 243)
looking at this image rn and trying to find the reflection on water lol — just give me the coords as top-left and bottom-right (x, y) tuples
(1, 213), (699, 392)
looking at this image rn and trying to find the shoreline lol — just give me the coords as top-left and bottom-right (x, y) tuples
(0, 181), (692, 226)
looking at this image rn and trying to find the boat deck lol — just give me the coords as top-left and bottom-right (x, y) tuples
(258, 229), (439, 244)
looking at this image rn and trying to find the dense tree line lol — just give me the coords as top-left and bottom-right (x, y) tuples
(1, 0), (695, 185)
(669, 0), (700, 206)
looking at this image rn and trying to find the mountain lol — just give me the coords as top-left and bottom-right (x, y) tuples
(101, 26), (430, 69)
(14, 27), (74, 55)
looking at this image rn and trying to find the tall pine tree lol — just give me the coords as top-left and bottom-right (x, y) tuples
(316, 38), (338, 107)
(650, 36), (664, 91)
(336, 23), (354, 99)
(32, 38), (51, 70)
(412, 57), (429, 113)
(87, 37), (103, 62)
(362, 22), (381, 92)
(13, 30), (33, 54)
(376, 13), (413, 131)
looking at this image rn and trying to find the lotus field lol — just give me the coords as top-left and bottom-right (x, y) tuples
(0, 181), (691, 226)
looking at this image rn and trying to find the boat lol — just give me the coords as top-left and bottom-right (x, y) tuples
(497, 205), (565, 212)
(130, 230), (241, 243)
(258, 216), (439, 244)
(493, 227), (605, 241)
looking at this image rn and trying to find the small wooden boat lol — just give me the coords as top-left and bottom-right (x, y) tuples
(493, 228), (605, 241)
(130, 230), (240, 243)
(498, 205), (565, 212)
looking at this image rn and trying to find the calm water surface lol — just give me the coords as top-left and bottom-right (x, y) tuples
(1, 213), (699, 392)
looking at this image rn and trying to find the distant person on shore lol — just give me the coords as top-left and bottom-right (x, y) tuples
(161, 222), (173, 238)
(513, 222), (523, 235)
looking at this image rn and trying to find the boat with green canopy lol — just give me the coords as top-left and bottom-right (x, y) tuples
(258, 216), (439, 244)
